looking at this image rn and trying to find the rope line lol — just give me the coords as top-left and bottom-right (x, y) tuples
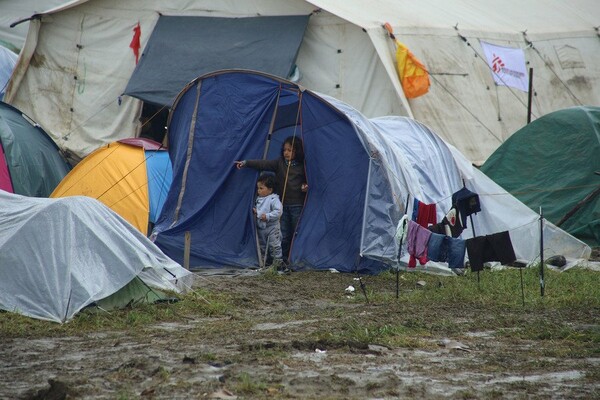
(427, 73), (504, 143)
(522, 32), (583, 106)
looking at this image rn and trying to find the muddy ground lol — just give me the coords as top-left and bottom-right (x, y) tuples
(1, 267), (599, 400)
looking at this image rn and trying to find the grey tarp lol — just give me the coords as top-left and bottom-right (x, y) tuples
(0, 191), (193, 323)
(123, 15), (310, 106)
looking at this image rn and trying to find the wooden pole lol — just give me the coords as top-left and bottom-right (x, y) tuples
(184, 231), (191, 270)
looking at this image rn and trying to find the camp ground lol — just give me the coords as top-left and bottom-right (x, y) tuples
(51, 137), (172, 236)
(0, 101), (71, 197)
(3, 0), (599, 165)
(151, 70), (590, 274)
(481, 106), (600, 248)
(0, 190), (193, 323)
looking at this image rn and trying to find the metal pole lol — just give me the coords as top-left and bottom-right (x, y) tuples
(527, 68), (533, 124)
(397, 194), (411, 299)
(539, 207), (545, 297)
(462, 180), (479, 283)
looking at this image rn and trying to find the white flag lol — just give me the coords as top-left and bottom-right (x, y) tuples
(480, 41), (529, 92)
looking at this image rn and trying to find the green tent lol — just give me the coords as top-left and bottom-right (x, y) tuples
(481, 106), (600, 246)
(0, 101), (71, 196)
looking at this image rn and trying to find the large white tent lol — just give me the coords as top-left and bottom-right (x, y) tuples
(4, 0), (600, 164)
(0, 0), (67, 51)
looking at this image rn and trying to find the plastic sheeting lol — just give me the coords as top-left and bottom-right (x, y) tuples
(0, 191), (192, 323)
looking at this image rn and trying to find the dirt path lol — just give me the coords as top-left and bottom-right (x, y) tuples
(2, 269), (599, 399)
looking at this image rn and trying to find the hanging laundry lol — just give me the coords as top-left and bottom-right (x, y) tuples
(395, 214), (409, 245)
(406, 220), (432, 266)
(465, 231), (516, 272)
(411, 198), (437, 226)
(428, 206), (464, 238)
(452, 187), (481, 228)
(427, 232), (467, 269)
(409, 199), (437, 267)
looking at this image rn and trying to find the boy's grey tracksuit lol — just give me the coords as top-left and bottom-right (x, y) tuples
(255, 193), (283, 261)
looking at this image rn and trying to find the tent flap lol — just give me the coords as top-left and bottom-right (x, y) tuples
(123, 14), (310, 107)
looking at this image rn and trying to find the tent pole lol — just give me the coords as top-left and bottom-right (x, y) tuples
(527, 68), (533, 124)
(184, 231), (191, 270)
(469, 213), (480, 285)
(539, 207), (545, 297)
(396, 193), (410, 299)
(462, 180), (479, 284)
(262, 88), (282, 159)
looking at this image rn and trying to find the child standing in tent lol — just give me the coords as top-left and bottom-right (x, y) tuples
(253, 174), (284, 269)
(236, 136), (308, 264)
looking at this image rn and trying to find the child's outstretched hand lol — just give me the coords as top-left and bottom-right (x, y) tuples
(234, 160), (246, 169)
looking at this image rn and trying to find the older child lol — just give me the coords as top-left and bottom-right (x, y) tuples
(236, 136), (307, 263)
(254, 174), (283, 268)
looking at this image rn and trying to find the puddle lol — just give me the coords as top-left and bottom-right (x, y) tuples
(486, 370), (584, 384)
(252, 319), (318, 331)
(465, 330), (496, 338)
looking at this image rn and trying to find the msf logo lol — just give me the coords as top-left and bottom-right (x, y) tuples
(491, 54), (505, 73)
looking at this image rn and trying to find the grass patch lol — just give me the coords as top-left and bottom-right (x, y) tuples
(233, 372), (269, 395)
(364, 266), (600, 316)
(0, 289), (233, 338)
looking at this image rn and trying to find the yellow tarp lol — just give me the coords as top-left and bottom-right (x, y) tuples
(51, 142), (150, 234)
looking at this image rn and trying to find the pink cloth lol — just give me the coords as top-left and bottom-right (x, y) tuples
(409, 201), (437, 267)
(407, 220), (432, 266)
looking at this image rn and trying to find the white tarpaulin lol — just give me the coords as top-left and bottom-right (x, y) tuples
(4, 0), (600, 164)
(480, 41), (529, 92)
(0, 191), (193, 323)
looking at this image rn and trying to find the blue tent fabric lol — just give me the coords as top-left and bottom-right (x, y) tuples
(145, 150), (172, 224)
(124, 15), (310, 107)
(153, 71), (387, 273)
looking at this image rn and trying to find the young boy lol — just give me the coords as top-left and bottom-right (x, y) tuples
(254, 174), (284, 269)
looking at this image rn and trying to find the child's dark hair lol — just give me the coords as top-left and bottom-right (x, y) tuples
(281, 136), (304, 163)
(257, 174), (275, 190)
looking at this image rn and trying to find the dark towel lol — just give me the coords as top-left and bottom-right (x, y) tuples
(466, 231), (516, 271)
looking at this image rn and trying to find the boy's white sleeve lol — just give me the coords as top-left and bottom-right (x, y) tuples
(267, 197), (283, 221)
